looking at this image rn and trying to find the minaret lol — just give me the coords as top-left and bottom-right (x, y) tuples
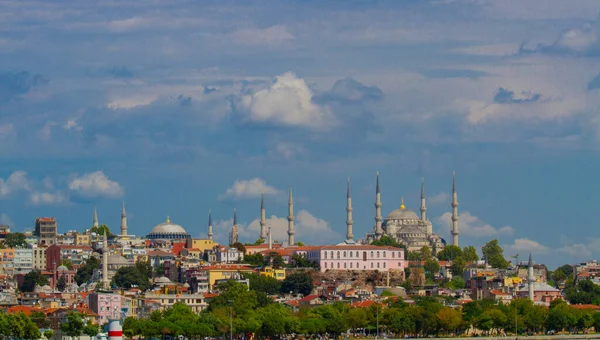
(528, 252), (535, 301)
(420, 177), (427, 221)
(102, 232), (109, 289)
(451, 171), (459, 246)
(287, 186), (295, 246)
(230, 209), (239, 245)
(260, 192), (267, 240)
(346, 177), (354, 241)
(120, 202), (128, 238)
(374, 171), (383, 239)
(268, 225), (272, 250)
(93, 207), (99, 228)
(207, 210), (213, 240)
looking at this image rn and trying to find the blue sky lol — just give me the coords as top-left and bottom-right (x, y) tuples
(2, 0), (600, 268)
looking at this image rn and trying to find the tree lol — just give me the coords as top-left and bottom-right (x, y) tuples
(112, 265), (150, 291)
(292, 254), (318, 268)
(462, 245), (479, 262)
(266, 252), (285, 268)
(437, 307), (462, 335)
(371, 236), (408, 252)
(43, 329), (54, 339)
(345, 307), (368, 331)
(281, 271), (313, 296)
(424, 259), (440, 276)
(420, 246), (433, 261)
(83, 323), (99, 338)
(90, 224), (112, 236)
(60, 312), (85, 339)
(232, 242), (246, 253)
(244, 253), (268, 267)
(482, 239), (510, 268)
(437, 245), (463, 261)
(75, 256), (100, 285)
(57, 274), (67, 292)
(449, 276), (465, 289)
(450, 257), (467, 276)
(246, 272), (281, 295)
(21, 270), (49, 292)
(61, 258), (73, 270)
(4, 232), (26, 248)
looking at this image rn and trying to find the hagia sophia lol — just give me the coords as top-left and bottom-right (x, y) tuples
(111, 172), (460, 253)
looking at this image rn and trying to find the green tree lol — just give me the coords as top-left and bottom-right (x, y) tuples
(265, 252), (285, 268)
(291, 254), (319, 268)
(420, 246), (432, 261)
(21, 270), (50, 292)
(244, 253), (268, 267)
(4, 232), (27, 248)
(57, 274), (67, 292)
(232, 242), (246, 253)
(75, 256), (100, 285)
(83, 323), (99, 338)
(246, 272), (281, 295)
(451, 257), (467, 276)
(256, 303), (296, 336)
(60, 312), (85, 339)
(281, 271), (313, 296)
(345, 307), (368, 331)
(424, 259), (440, 276)
(449, 276), (465, 289)
(482, 239), (510, 268)
(437, 245), (463, 261)
(437, 307), (463, 335)
(371, 236), (408, 252)
(462, 245), (479, 262)
(210, 281), (258, 312)
(112, 265), (150, 291)
(43, 329), (54, 339)
(61, 258), (73, 270)
(90, 224), (112, 236)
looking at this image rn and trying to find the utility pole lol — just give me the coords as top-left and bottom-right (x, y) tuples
(228, 300), (233, 340)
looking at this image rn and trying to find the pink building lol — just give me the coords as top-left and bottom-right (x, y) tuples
(319, 245), (407, 272)
(88, 292), (122, 325)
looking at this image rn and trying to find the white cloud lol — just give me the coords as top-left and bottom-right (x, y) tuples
(218, 178), (281, 201)
(63, 119), (83, 132)
(503, 238), (549, 255)
(428, 192), (449, 205)
(68, 171), (124, 198)
(29, 191), (67, 206)
(214, 209), (340, 245)
(107, 94), (157, 109)
(230, 25), (295, 46)
(557, 238), (600, 259)
(452, 43), (519, 56)
(240, 72), (334, 129)
(0, 171), (31, 198)
(0, 213), (13, 226)
(438, 211), (514, 238)
(268, 142), (307, 160)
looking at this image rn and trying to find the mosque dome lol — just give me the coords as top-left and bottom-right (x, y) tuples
(386, 198), (420, 220)
(147, 217), (191, 240)
(57, 265), (69, 272)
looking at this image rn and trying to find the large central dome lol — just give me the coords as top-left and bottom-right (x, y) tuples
(147, 217), (191, 240)
(385, 198), (420, 220)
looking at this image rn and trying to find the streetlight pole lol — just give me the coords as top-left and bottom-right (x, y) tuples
(228, 300), (233, 340)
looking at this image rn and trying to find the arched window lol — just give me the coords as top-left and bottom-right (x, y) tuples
(324, 252), (327, 259)
(357, 262), (359, 268)
(383, 262), (386, 268)
(343, 251), (346, 257)
(370, 251), (374, 258)
(350, 252), (352, 258)
(337, 263), (340, 269)
(392, 252), (395, 258)
(350, 262), (353, 269)
(371, 262), (374, 268)
(344, 263), (347, 269)
(383, 251), (386, 258)
(377, 262), (380, 268)
(356, 251), (359, 257)
(324, 262), (327, 268)
(337, 251), (340, 259)
(377, 251), (380, 258)
(331, 251), (334, 258)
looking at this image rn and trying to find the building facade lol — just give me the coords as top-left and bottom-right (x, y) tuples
(319, 245), (407, 272)
(32, 245), (47, 270)
(88, 292), (122, 325)
(13, 248), (33, 274)
(35, 217), (58, 245)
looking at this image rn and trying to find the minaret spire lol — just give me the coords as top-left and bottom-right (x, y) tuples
(451, 171), (459, 246)
(207, 210), (213, 240)
(230, 209), (239, 245)
(420, 177), (427, 221)
(102, 231), (109, 289)
(120, 202), (128, 238)
(260, 192), (267, 240)
(93, 206), (99, 228)
(287, 186), (295, 246)
(346, 177), (354, 241)
(374, 171), (383, 239)
(528, 252), (535, 301)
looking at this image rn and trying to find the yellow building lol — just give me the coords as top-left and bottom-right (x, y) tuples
(258, 266), (286, 281)
(194, 264), (254, 291)
(186, 239), (217, 252)
(75, 233), (91, 246)
(0, 248), (15, 276)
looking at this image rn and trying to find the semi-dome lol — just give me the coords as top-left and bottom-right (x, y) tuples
(57, 265), (69, 271)
(147, 217), (191, 240)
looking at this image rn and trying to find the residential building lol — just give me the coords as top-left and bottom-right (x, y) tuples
(258, 266), (286, 281)
(0, 248), (15, 277)
(215, 246), (244, 264)
(88, 292), (123, 325)
(13, 247), (33, 274)
(46, 244), (93, 270)
(32, 244), (47, 270)
(76, 233), (91, 246)
(185, 264), (254, 292)
(35, 217), (58, 245)
(515, 282), (562, 306)
(186, 238), (218, 253)
(319, 245), (407, 272)
(143, 292), (207, 313)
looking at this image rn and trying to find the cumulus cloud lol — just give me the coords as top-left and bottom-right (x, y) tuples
(230, 25), (295, 46)
(238, 72), (334, 129)
(314, 77), (384, 104)
(218, 178), (281, 201)
(438, 211), (514, 238)
(268, 142), (307, 160)
(68, 171), (124, 198)
(213, 210), (340, 245)
(428, 192), (449, 205)
(503, 238), (549, 255)
(0, 171), (31, 198)
(29, 191), (67, 206)
(557, 238), (600, 259)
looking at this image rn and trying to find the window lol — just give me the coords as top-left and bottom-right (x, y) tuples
(398, 262), (401, 266)
(343, 251), (346, 257)
(363, 251), (367, 261)
(350, 262), (353, 269)
(377, 251), (380, 258)
(324, 262), (327, 268)
(371, 262), (373, 268)
(331, 251), (334, 258)
(383, 262), (386, 268)
(349, 251), (352, 258)
(324, 252), (327, 259)
(337, 263), (340, 269)
(370, 251), (374, 258)
(344, 263), (347, 269)
(356, 251), (359, 257)
(331, 262), (333, 268)
(398, 251), (401, 258)
(383, 251), (386, 258)
(392, 252), (395, 258)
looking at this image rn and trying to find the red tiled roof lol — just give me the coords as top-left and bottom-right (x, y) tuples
(203, 293), (219, 298)
(571, 304), (600, 310)
(321, 245), (402, 251)
(490, 289), (511, 296)
(285, 300), (300, 307)
(7, 306), (36, 315)
(201, 264), (253, 271)
(352, 300), (376, 308)
(300, 294), (320, 302)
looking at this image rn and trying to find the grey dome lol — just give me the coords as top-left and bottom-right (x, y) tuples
(147, 217), (190, 240)
(57, 265), (69, 271)
(386, 208), (419, 220)
(108, 254), (130, 265)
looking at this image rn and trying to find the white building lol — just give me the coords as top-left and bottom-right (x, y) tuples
(215, 246), (244, 264)
(13, 248), (33, 274)
(31, 244), (47, 270)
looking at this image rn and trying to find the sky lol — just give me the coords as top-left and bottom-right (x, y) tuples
(1, 0), (600, 269)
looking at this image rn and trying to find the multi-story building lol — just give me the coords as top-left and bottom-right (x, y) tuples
(13, 247), (33, 274)
(215, 246), (244, 264)
(186, 238), (218, 253)
(75, 233), (91, 246)
(35, 217), (58, 245)
(32, 244), (47, 270)
(258, 266), (286, 281)
(0, 248), (15, 277)
(185, 264), (254, 293)
(143, 292), (207, 313)
(88, 292), (123, 325)
(0, 225), (9, 242)
(319, 245), (407, 272)
(46, 244), (93, 270)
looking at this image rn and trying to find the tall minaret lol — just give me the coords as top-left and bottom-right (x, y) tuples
(207, 210), (213, 240)
(528, 252), (535, 301)
(451, 171), (459, 246)
(420, 177), (427, 221)
(93, 207), (99, 228)
(346, 177), (354, 241)
(268, 225), (272, 250)
(102, 232), (109, 289)
(120, 202), (128, 238)
(260, 192), (267, 240)
(287, 186), (295, 246)
(374, 171), (383, 239)
(230, 209), (239, 245)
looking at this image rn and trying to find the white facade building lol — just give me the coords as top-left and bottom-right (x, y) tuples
(14, 248), (33, 274)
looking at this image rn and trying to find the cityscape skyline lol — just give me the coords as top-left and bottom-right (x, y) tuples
(3, 0), (600, 268)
